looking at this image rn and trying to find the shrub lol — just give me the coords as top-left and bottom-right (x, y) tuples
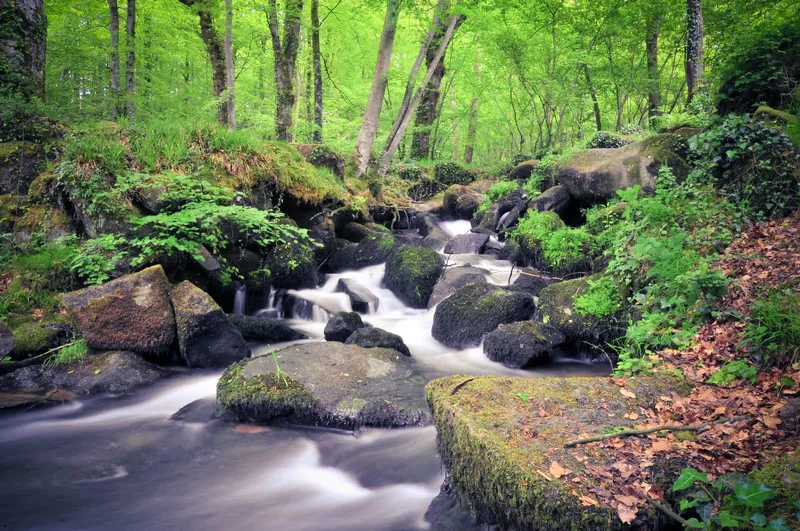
(587, 131), (631, 149)
(574, 276), (623, 318)
(476, 180), (519, 214)
(512, 211), (599, 274)
(744, 289), (800, 369)
(434, 161), (471, 185)
(689, 115), (800, 221)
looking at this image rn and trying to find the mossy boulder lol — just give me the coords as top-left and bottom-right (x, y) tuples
(0, 351), (166, 396)
(324, 311), (368, 342)
(507, 269), (557, 297)
(12, 205), (74, 243)
(443, 185), (482, 220)
(538, 275), (622, 345)
(0, 321), (13, 358)
(384, 245), (444, 308)
(345, 326), (411, 357)
(556, 134), (689, 205)
(171, 281), (250, 368)
(227, 314), (307, 342)
(217, 342), (428, 429)
(508, 159), (539, 181)
(528, 185), (575, 221)
(750, 450), (800, 508)
(8, 321), (69, 360)
(428, 265), (488, 308)
(0, 141), (50, 196)
(425, 375), (684, 530)
(0, 193), (19, 230)
(62, 265), (176, 355)
(483, 321), (565, 368)
(326, 231), (396, 272)
(435, 162), (472, 185)
(443, 233), (489, 254)
(432, 283), (535, 349)
(263, 239), (318, 289)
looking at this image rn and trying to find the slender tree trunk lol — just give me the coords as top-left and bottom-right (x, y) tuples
(311, 0), (323, 143)
(464, 61), (480, 164)
(646, 13), (662, 120)
(224, 0), (235, 130)
(124, 0), (135, 116)
(108, 0), (121, 118)
(179, 0), (228, 125)
(685, 0), (703, 104)
(583, 64), (602, 131)
(353, 0), (402, 178)
(269, 0), (304, 142)
(0, 0), (47, 100)
(378, 13), (463, 175)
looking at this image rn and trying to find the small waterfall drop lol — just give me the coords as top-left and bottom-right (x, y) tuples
(233, 283), (247, 315)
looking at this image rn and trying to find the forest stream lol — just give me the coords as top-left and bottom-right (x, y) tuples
(0, 219), (608, 531)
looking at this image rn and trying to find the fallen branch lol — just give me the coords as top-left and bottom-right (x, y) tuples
(563, 416), (749, 448)
(645, 494), (690, 527)
(449, 377), (478, 396)
(0, 340), (82, 376)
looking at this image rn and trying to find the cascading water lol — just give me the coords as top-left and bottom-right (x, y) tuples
(233, 283), (247, 315)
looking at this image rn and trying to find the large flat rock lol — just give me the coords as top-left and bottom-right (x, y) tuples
(217, 342), (428, 429)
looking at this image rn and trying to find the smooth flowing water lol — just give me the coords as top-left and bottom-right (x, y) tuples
(0, 221), (609, 530)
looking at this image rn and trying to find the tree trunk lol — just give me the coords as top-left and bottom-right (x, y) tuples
(269, 0), (304, 142)
(224, 0), (236, 130)
(108, 0), (121, 118)
(646, 13), (662, 120)
(584, 64), (602, 131)
(378, 13), (463, 175)
(179, 0), (228, 126)
(464, 61), (480, 164)
(124, 0), (135, 116)
(311, 0), (323, 143)
(353, 0), (402, 178)
(685, 0), (703, 104)
(0, 0), (47, 100)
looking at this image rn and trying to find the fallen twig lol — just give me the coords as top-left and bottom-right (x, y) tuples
(645, 494), (690, 527)
(449, 377), (478, 396)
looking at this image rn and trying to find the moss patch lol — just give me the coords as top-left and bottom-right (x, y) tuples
(425, 375), (685, 530)
(384, 245), (444, 308)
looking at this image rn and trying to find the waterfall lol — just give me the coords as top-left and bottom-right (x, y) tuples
(233, 284), (246, 315)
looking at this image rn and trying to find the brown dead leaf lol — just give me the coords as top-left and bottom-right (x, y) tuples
(617, 503), (639, 524)
(580, 495), (599, 507)
(650, 440), (672, 452)
(620, 388), (636, 399)
(550, 461), (571, 479)
(615, 494), (640, 507)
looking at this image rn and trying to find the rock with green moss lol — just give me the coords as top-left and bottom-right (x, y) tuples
(12, 205), (74, 243)
(0, 321), (13, 358)
(750, 450), (800, 507)
(443, 185), (482, 220)
(384, 246), (444, 308)
(0, 194), (19, 231)
(432, 283), (535, 348)
(327, 231), (396, 272)
(217, 342), (428, 429)
(171, 281), (249, 368)
(483, 321), (565, 368)
(8, 321), (66, 360)
(508, 159), (539, 181)
(538, 275), (622, 345)
(227, 314), (307, 342)
(324, 311), (368, 342)
(428, 265), (488, 308)
(62, 265), (176, 355)
(425, 375), (684, 530)
(556, 133), (689, 205)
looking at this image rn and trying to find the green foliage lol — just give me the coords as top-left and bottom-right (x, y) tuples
(689, 115), (800, 221)
(42, 339), (89, 370)
(476, 180), (519, 214)
(70, 234), (126, 285)
(434, 162), (471, 185)
(743, 289), (800, 369)
(672, 467), (789, 530)
(512, 210), (599, 274)
(574, 276), (623, 318)
(708, 360), (759, 385)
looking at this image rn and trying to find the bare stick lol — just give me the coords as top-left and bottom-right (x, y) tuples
(449, 377), (478, 396)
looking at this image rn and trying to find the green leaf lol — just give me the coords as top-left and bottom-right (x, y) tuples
(766, 519), (789, 531)
(734, 482), (774, 508)
(749, 513), (767, 526)
(684, 518), (708, 529)
(515, 392), (528, 402)
(673, 468), (710, 492)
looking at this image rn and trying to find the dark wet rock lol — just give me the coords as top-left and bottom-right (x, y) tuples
(370, 206), (419, 230)
(507, 159), (539, 182)
(428, 266), (488, 309)
(432, 283), (535, 349)
(171, 281), (250, 368)
(443, 185), (482, 220)
(384, 246), (444, 308)
(508, 269), (557, 298)
(556, 134), (689, 205)
(217, 342), (428, 429)
(342, 222), (373, 243)
(336, 278), (379, 314)
(483, 321), (565, 368)
(425, 481), (482, 531)
(528, 185), (574, 220)
(345, 326), (411, 357)
(538, 275), (622, 345)
(0, 388), (75, 410)
(263, 239), (318, 289)
(323, 311), (368, 342)
(780, 398), (800, 435)
(327, 231), (396, 272)
(0, 321), (14, 359)
(61, 265), (176, 355)
(227, 314), (307, 342)
(443, 233), (489, 254)
(421, 227), (450, 251)
(170, 398), (218, 423)
(0, 351), (166, 397)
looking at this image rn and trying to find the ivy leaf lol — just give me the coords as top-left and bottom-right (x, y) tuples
(684, 518), (707, 529)
(766, 519), (789, 531)
(734, 482), (774, 508)
(673, 468), (709, 492)
(697, 502), (714, 523)
(718, 510), (741, 527)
